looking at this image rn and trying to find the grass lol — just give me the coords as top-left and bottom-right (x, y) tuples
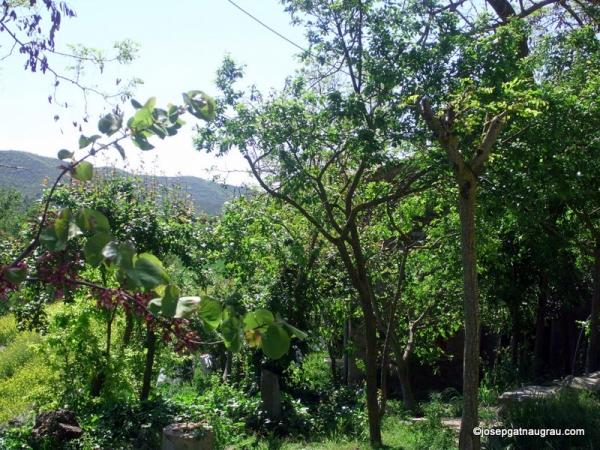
(0, 313), (57, 424)
(0, 356), (56, 423)
(0, 314), (18, 346)
(255, 415), (458, 450)
(0, 331), (41, 380)
(492, 388), (600, 449)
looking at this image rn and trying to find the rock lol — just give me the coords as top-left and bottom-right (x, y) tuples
(162, 422), (214, 450)
(498, 385), (562, 417)
(562, 373), (600, 391)
(499, 385), (562, 403)
(32, 409), (83, 443)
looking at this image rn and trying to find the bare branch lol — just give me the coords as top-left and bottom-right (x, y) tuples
(472, 111), (508, 173)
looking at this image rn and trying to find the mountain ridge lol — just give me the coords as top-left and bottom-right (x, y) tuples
(0, 150), (241, 215)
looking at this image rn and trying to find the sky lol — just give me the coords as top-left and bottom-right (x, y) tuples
(0, 1), (307, 185)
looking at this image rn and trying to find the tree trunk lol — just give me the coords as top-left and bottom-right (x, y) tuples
(510, 301), (519, 367)
(586, 245), (600, 373)
(222, 351), (232, 382)
(338, 240), (383, 447)
(140, 326), (157, 402)
(534, 278), (548, 377)
(328, 344), (339, 386)
(362, 302), (383, 447)
(397, 357), (416, 411)
(457, 175), (481, 450)
(343, 318), (350, 385)
(122, 309), (134, 348)
(389, 336), (416, 412)
(260, 367), (282, 420)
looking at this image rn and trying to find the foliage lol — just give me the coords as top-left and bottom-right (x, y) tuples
(285, 352), (332, 394)
(0, 314), (18, 346)
(411, 394), (457, 450)
(44, 297), (142, 403)
(0, 356), (57, 424)
(494, 389), (600, 449)
(0, 150), (238, 215)
(0, 330), (40, 380)
(1, 1), (600, 450)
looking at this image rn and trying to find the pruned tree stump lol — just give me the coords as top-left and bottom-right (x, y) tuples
(162, 422), (214, 450)
(260, 368), (282, 420)
(32, 409), (83, 443)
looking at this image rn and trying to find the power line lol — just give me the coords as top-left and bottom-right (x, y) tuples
(225, 0), (353, 81)
(226, 0), (307, 53)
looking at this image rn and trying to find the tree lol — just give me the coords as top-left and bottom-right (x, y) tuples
(197, 0), (453, 438)
(417, 24), (543, 447)
(489, 26), (600, 374)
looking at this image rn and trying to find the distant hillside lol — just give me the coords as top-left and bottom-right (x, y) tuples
(0, 150), (242, 215)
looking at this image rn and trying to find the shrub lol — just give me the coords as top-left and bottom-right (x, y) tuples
(0, 314), (18, 346)
(0, 331), (40, 379)
(310, 386), (367, 439)
(285, 351), (333, 394)
(493, 388), (600, 449)
(0, 356), (57, 423)
(43, 297), (148, 404)
(167, 376), (260, 448)
(409, 393), (457, 450)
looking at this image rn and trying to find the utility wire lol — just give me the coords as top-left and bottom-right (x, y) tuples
(226, 0), (307, 53)
(225, 0), (353, 80)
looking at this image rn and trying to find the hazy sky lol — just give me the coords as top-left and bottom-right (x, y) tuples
(0, 1), (306, 185)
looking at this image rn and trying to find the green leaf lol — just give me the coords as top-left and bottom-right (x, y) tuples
(40, 224), (66, 252)
(76, 208), (110, 233)
(84, 232), (112, 267)
(40, 208), (72, 251)
(160, 284), (180, 317)
(78, 134), (101, 149)
(281, 323), (308, 340)
(4, 266), (27, 284)
(113, 142), (126, 159)
(102, 241), (135, 270)
(131, 134), (155, 151)
(129, 107), (154, 131)
(183, 90), (216, 121)
(198, 297), (222, 329)
(175, 296), (201, 318)
(243, 309), (274, 331)
(133, 253), (169, 289)
(221, 315), (242, 352)
(98, 113), (122, 136)
(148, 298), (162, 316)
(68, 221), (83, 240)
(57, 149), (74, 160)
(144, 97), (157, 110)
(131, 99), (143, 109)
(72, 161), (94, 181)
(261, 324), (290, 360)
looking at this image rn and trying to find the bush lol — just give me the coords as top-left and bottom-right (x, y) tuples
(0, 314), (18, 346)
(309, 386), (367, 439)
(73, 399), (181, 450)
(0, 356), (57, 423)
(43, 297), (148, 404)
(285, 351), (333, 394)
(493, 388), (600, 449)
(167, 376), (261, 449)
(0, 331), (40, 380)
(410, 394), (456, 450)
